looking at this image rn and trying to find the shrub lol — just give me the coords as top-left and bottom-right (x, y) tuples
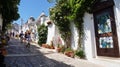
(75, 50), (85, 58)
(65, 47), (73, 52)
(64, 47), (74, 58)
(60, 46), (65, 53)
(37, 24), (48, 46)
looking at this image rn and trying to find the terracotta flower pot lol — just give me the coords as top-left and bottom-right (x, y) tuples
(42, 44), (48, 48)
(56, 48), (61, 52)
(50, 46), (55, 49)
(64, 51), (74, 58)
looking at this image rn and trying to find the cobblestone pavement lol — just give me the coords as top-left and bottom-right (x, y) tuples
(4, 38), (73, 67)
(4, 38), (104, 67)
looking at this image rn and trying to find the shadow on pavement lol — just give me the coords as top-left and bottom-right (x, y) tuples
(4, 38), (74, 67)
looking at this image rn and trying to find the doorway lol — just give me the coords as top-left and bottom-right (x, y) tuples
(93, 6), (119, 57)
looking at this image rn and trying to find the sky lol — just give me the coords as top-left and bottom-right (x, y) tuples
(14, 0), (55, 25)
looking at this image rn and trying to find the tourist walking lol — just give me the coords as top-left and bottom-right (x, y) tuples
(26, 31), (31, 48)
(19, 31), (24, 43)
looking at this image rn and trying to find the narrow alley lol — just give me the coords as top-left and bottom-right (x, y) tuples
(4, 38), (104, 67)
(4, 38), (72, 67)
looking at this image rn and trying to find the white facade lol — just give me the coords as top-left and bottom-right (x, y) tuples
(70, 22), (79, 50)
(22, 16), (36, 33)
(36, 12), (48, 26)
(21, 16), (38, 42)
(36, 0), (120, 66)
(36, 12), (51, 43)
(46, 22), (55, 45)
(69, 13), (97, 59)
(82, 0), (120, 60)
(83, 13), (97, 60)
(21, 24), (29, 33)
(46, 21), (64, 47)
(44, 0), (120, 61)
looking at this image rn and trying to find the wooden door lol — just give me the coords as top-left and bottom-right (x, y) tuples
(93, 7), (119, 57)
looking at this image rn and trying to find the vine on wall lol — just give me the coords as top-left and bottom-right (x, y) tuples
(70, 0), (95, 49)
(37, 24), (48, 46)
(50, 0), (71, 48)
(50, 0), (95, 49)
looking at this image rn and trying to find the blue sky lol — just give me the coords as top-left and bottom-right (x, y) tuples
(14, 0), (55, 25)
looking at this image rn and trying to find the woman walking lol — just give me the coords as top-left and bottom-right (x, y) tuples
(19, 31), (24, 43)
(26, 31), (31, 48)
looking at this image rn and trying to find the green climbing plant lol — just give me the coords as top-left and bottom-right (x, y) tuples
(37, 24), (48, 46)
(69, 0), (95, 49)
(49, 0), (95, 49)
(50, 0), (71, 48)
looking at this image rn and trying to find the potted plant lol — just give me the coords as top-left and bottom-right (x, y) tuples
(49, 41), (55, 49)
(56, 44), (61, 52)
(75, 50), (85, 59)
(64, 48), (74, 58)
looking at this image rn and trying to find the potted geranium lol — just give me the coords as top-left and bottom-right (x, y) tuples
(64, 48), (74, 58)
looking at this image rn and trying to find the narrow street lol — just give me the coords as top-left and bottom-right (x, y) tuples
(4, 38), (104, 67)
(4, 38), (72, 67)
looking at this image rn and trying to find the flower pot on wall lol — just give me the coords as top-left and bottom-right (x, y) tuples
(42, 44), (48, 48)
(50, 46), (55, 49)
(64, 51), (74, 58)
(56, 48), (61, 53)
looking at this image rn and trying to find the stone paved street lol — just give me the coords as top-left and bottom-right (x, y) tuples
(4, 38), (73, 67)
(4, 38), (104, 67)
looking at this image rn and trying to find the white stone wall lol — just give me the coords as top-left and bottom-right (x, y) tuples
(83, 13), (97, 60)
(46, 21), (65, 48)
(70, 22), (79, 50)
(22, 24), (29, 33)
(46, 23), (55, 45)
(113, 0), (120, 53)
(28, 19), (32, 24)
(40, 17), (44, 25)
(45, 0), (120, 60)
(82, 0), (120, 59)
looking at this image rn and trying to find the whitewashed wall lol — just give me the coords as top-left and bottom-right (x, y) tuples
(70, 22), (79, 50)
(46, 21), (64, 47)
(82, 0), (120, 59)
(113, 0), (120, 53)
(83, 13), (97, 60)
(46, 23), (55, 45)
(46, 0), (120, 60)
(46, 13), (97, 59)
(22, 24), (29, 33)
